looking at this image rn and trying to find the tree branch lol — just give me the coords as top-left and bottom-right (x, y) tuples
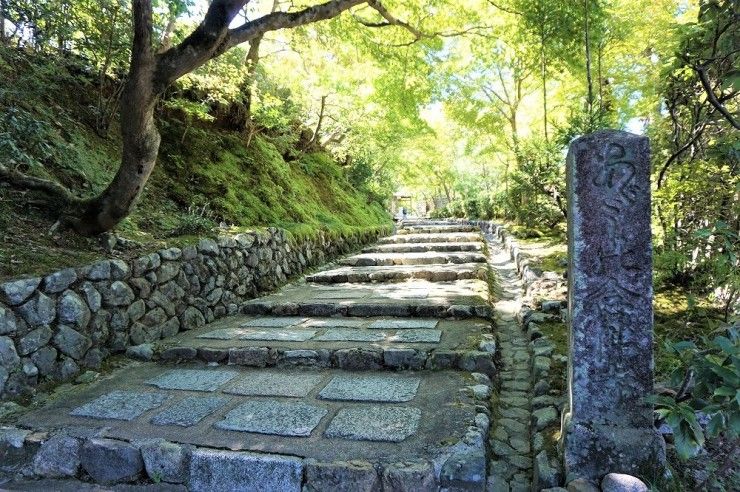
(227, 0), (366, 49)
(366, 0), (423, 40)
(155, 0), (246, 88)
(694, 64), (740, 130)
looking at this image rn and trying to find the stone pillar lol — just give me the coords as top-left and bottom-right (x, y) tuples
(563, 130), (664, 481)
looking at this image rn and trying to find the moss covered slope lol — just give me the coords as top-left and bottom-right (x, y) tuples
(0, 48), (390, 279)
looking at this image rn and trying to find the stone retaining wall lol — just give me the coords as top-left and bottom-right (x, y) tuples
(0, 226), (388, 401)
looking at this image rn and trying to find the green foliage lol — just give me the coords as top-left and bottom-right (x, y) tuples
(652, 325), (740, 460)
(506, 136), (565, 228)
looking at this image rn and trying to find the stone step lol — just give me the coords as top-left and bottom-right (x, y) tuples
(339, 251), (486, 266)
(240, 279), (492, 319)
(400, 220), (462, 226)
(397, 225), (478, 234)
(305, 263), (488, 284)
(363, 242), (484, 254)
(378, 232), (482, 244)
(154, 315), (496, 373)
(9, 364), (491, 491)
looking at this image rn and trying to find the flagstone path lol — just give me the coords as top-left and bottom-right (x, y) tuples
(1, 220), (537, 491)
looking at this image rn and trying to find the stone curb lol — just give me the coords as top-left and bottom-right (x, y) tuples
(240, 301), (493, 320)
(152, 344), (498, 376)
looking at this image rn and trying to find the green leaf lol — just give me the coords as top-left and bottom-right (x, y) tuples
(706, 412), (725, 437)
(714, 386), (735, 397)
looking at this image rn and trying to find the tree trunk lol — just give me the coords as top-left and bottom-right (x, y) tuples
(309, 95), (328, 146)
(72, 1), (160, 235)
(540, 27), (549, 142)
(584, 0), (594, 121)
(0, 0), (6, 44)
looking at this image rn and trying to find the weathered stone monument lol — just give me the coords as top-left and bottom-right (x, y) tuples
(563, 130), (664, 481)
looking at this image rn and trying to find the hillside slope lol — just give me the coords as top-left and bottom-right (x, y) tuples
(0, 48), (390, 280)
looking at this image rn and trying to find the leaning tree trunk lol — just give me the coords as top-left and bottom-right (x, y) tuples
(73, 4), (160, 235)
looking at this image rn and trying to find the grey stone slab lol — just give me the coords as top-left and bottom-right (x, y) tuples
(313, 291), (368, 299)
(239, 329), (317, 342)
(389, 329), (442, 343)
(215, 400), (327, 437)
(300, 318), (367, 328)
(242, 317), (307, 328)
(196, 328), (250, 340)
(319, 375), (420, 402)
(313, 329), (386, 342)
(325, 406), (421, 442)
(368, 319), (439, 329)
(223, 372), (323, 397)
(189, 449), (303, 492)
(145, 369), (239, 392)
(70, 391), (169, 421)
(151, 396), (229, 427)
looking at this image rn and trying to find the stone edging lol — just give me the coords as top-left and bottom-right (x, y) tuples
(0, 226), (389, 401)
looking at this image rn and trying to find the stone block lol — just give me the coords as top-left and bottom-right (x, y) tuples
(334, 348), (383, 370)
(33, 435), (81, 478)
(18, 327), (52, 356)
(188, 449), (303, 492)
(17, 292), (56, 327)
(381, 460), (436, 491)
(140, 439), (189, 484)
(440, 450), (486, 489)
(304, 460), (380, 492)
(43, 269), (77, 294)
(1, 277), (41, 305)
(0, 427), (34, 472)
(228, 347), (271, 367)
(80, 438), (143, 484)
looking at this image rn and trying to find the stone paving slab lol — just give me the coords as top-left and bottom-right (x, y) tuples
(306, 263), (487, 283)
(325, 406), (422, 442)
(363, 242), (483, 253)
(151, 395), (229, 427)
(367, 319), (439, 329)
(242, 317), (308, 327)
(312, 329), (386, 342)
(340, 252), (486, 266)
(238, 329), (318, 342)
(318, 374), (420, 402)
(215, 400), (328, 437)
(15, 365), (484, 464)
(388, 329), (442, 343)
(223, 371), (324, 397)
(69, 390), (170, 421)
(145, 369), (239, 392)
(378, 232), (482, 244)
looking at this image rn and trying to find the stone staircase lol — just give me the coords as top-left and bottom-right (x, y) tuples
(1, 220), (513, 491)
